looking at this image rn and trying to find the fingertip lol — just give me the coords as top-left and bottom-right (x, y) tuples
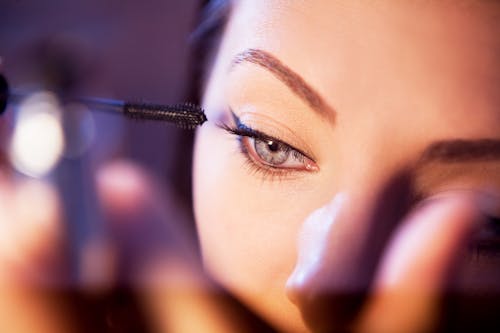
(12, 180), (62, 257)
(97, 160), (152, 215)
(358, 191), (487, 333)
(0, 179), (63, 284)
(377, 191), (483, 289)
(14, 179), (61, 227)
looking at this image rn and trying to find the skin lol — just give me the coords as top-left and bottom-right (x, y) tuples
(1, 1), (499, 332)
(193, 1), (500, 332)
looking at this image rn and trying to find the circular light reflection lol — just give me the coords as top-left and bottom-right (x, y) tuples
(9, 92), (65, 178)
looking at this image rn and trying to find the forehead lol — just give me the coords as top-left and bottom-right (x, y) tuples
(213, 0), (500, 133)
(225, 1), (500, 79)
(229, 0), (500, 37)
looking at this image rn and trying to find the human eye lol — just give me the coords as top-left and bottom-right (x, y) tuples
(421, 190), (500, 260)
(470, 214), (500, 259)
(217, 110), (318, 179)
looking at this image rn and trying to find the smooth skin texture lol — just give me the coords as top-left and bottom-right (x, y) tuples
(193, 1), (500, 332)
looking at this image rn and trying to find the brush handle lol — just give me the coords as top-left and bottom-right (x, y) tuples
(0, 82), (207, 129)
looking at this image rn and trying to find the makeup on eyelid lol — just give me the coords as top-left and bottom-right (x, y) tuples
(225, 56), (333, 137)
(218, 108), (320, 177)
(226, 107), (319, 162)
(230, 49), (336, 123)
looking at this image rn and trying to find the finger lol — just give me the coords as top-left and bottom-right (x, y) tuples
(96, 161), (200, 285)
(0, 177), (70, 333)
(0, 177), (63, 285)
(97, 161), (251, 332)
(357, 192), (484, 333)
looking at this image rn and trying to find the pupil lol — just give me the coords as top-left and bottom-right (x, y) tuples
(267, 140), (280, 152)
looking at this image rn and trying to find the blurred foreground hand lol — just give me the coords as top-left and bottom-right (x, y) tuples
(0, 161), (254, 333)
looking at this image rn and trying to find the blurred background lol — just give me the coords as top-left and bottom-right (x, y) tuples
(0, 0), (199, 195)
(0, 2), (207, 332)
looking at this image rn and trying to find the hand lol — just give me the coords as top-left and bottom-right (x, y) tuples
(0, 169), (68, 332)
(357, 193), (484, 333)
(0, 160), (262, 333)
(286, 191), (495, 333)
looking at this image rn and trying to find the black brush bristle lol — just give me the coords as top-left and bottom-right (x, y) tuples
(0, 73), (9, 115)
(123, 102), (207, 129)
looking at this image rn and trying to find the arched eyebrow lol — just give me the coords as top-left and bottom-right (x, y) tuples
(418, 139), (500, 164)
(230, 48), (336, 124)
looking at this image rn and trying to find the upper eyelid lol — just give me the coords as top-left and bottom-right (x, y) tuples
(219, 114), (315, 162)
(220, 124), (292, 152)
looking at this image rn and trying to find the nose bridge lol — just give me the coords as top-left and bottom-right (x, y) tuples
(286, 169), (413, 331)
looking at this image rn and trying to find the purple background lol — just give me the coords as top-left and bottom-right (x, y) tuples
(0, 0), (200, 183)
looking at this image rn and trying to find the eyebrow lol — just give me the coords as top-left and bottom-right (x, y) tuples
(418, 139), (500, 165)
(230, 48), (336, 123)
(412, 139), (500, 198)
(228, 50), (500, 168)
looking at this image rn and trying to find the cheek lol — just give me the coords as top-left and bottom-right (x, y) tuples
(194, 124), (298, 285)
(192, 123), (322, 312)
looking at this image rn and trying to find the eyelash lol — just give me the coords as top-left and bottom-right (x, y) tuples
(217, 112), (500, 259)
(217, 112), (317, 181)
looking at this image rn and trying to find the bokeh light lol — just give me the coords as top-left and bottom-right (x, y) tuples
(9, 91), (65, 177)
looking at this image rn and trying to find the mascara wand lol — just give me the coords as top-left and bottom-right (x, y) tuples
(0, 73), (207, 129)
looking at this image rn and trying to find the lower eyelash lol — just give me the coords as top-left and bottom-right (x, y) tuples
(241, 154), (295, 182)
(236, 136), (300, 182)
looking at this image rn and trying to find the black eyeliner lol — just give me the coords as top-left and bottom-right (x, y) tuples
(219, 109), (315, 162)
(217, 110), (314, 180)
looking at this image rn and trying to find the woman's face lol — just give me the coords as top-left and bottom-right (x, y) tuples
(193, 1), (500, 332)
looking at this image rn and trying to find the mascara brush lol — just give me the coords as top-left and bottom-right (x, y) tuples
(0, 74), (207, 129)
(1, 72), (206, 286)
(78, 96), (207, 129)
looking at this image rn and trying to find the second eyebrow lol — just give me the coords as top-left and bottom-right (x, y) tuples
(230, 48), (336, 124)
(418, 139), (500, 164)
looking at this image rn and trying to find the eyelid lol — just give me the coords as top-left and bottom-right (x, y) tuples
(239, 107), (318, 159)
(223, 109), (317, 163)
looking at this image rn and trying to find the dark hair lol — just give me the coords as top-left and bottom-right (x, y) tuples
(170, 0), (232, 206)
(186, 0), (232, 103)
(173, 3), (279, 330)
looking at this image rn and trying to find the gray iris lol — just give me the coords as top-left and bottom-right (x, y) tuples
(254, 139), (290, 165)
